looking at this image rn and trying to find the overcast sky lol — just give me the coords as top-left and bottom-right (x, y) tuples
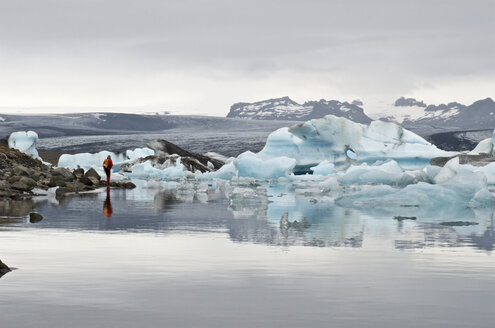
(0, 0), (494, 116)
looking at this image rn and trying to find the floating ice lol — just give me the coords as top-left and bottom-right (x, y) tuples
(8, 131), (41, 160)
(433, 157), (459, 184)
(234, 151), (296, 179)
(310, 160), (335, 176)
(200, 161), (237, 180)
(127, 159), (185, 179)
(258, 115), (453, 170)
(336, 167), (495, 210)
(337, 160), (407, 186)
(199, 151), (296, 180)
(57, 147), (154, 170)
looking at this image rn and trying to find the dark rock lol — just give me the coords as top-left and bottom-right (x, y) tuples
(109, 181), (137, 189)
(13, 165), (33, 177)
(0, 180), (10, 190)
(123, 182), (136, 189)
(85, 168), (101, 181)
(430, 153), (495, 167)
(55, 182), (94, 198)
(7, 176), (22, 184)
(31, 173), (41, 181)
(11, 181), (34, 192)
(19, 177), (37, 188)
(440, 221), (479, 226)
(88, 176), (100, 186)
(29, 212), (44, 223)
(79, 175), (94, 186)
(52, 167), (75, 182)
(0, 259), (11, 278)
(73, 168), (85, 179)
(146, 139), (224, 170)
(394, 216), (417, 221)
(48, 175), (66, 187)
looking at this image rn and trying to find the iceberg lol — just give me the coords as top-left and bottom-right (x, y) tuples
(469, 130), (495, 155)
(198, 151), (296, 180)
(258, 115), (453, 171)
(336, 165), (495, 210)
(310, 160), (335, 176)
(127, 159), (186, 179)
(234, 151), (296, 179)
(58, 147), (154, 170)
(336, 160), (409, 186)
(8, 131), (41, 160)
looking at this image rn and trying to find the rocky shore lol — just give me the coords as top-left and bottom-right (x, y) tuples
(0, 144), (135, 200)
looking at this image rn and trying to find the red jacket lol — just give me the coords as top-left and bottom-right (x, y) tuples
(103, 158), (113, 169)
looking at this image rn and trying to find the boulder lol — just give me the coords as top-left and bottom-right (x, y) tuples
(18, 177), (37, 188)
(79, 176), (94, 186)
(48, 176), (66, 187)
(11, 181), (34, 192)
(52, 167), (75, 182)
(431, 153), (495, 167)
(109, 181), (136, 189)
(73, 168), (85, 179)
(0, 180), (10, 190)
(146, 139), (224, 170)
(13, 165), (33, 177)
(7, 176), (22, 184)
(0, 259), (11, 278)
(85, 168), (101, 181)
(123, 181), (136, 189)
(55, 182), (94, 198)
(29, 212), (44, 223)
(88, 176), (100, 186)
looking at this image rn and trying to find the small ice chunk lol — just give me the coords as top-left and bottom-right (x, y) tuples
(433, 157), (459, 184)
(128, 159), (185, 179)
(310, 160), (335, 176)
(469, 137), (493, 155)
(234, 151), (296, 179)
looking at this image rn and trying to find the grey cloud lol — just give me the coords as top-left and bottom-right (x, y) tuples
(0, 0), (494, 112)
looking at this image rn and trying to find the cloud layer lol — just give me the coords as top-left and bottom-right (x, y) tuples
(1, 0), (494, 115)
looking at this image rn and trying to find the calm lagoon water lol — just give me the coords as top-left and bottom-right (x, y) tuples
(1, 182), (494, 328)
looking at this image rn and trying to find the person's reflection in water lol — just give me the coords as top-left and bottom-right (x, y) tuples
(103, 187), (113, 219)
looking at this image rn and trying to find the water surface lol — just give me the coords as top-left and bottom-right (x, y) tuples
(1, 184), (494, 327)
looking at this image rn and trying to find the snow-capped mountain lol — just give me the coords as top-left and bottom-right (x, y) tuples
(385, 97), (495, 130)
(227, 97), (372, 124)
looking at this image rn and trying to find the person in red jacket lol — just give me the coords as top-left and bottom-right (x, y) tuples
(103, 155), (113, 185)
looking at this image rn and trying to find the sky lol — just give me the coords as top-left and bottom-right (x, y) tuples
(0, 0), (494, 116)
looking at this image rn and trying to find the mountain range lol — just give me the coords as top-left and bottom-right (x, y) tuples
(227, 96), (372, 124)
(227, 96), (495, 131)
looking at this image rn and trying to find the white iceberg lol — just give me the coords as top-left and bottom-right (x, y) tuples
(469, 130), (495, 155)
(199, 151), (296, 180)
(337, 160), (408, 186)
(336, 164), (495, 210)
(258, 115), (454, 170)
(57, 147), (155, 170)
(127, 159), (186, 179)
(310, 160), (335, 176)
(8, 131), (41, 160)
